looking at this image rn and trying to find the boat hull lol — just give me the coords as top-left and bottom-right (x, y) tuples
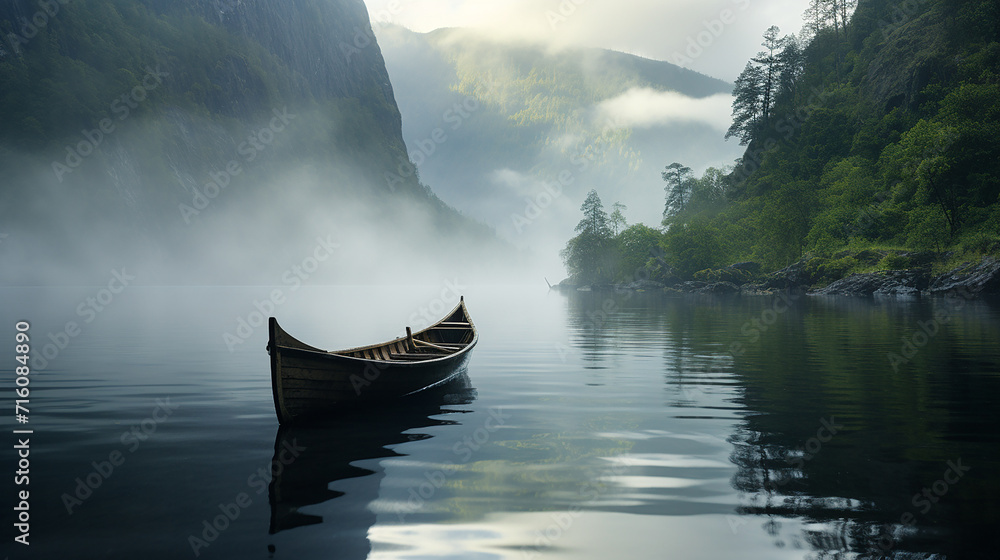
(268, 300), (477, 423)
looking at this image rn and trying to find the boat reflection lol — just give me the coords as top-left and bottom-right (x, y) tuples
(267, 373), (477, 543)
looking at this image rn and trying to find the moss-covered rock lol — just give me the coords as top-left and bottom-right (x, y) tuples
(877, 253), (913, 270)
(693, 267), (756, 285)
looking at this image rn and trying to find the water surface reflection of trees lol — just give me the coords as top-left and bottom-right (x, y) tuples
(564, 291), (1000, 558)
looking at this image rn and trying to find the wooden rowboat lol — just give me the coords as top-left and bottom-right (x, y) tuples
(268, 297), (477, 424)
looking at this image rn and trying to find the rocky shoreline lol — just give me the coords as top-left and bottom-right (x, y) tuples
(554, 254), (1000, 299)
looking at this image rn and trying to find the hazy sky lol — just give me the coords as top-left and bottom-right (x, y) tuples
(363, 0), (813, 81)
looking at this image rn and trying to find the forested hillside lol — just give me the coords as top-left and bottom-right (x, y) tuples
(562, 0), (1000, 286)
(377, 25), (738, 241)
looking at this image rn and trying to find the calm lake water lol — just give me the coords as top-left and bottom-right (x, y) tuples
(4, 285), (1000, 559)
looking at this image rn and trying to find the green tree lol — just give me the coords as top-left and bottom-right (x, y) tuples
(728, 27), (801, 146)
(888, 119), (964, 236)
(616, 223), (663, 279)
(661, 217), (724, 278)
(561, 190), (615, 284)
(802, 0), (826, 41)
(688, 167), (730, 211)
(805, 0), (857, 37)
(756, 178), (816, 265)
(662, 162), (694, 222)
(576, 189), (611, 237)
(776, 35), (804, 101)
(726, 62), (765, 145)
(556, 0), (1000, 281)
(610, 201), (628, 236)
(752, 26), (785, 127)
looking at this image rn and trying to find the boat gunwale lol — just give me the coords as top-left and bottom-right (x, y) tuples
(273, 339), (475, 366)
(271, 299), (478, 366)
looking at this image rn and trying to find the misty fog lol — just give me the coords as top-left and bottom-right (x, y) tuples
(0, 0), (523, 289)
(375, 25), (745, 275)
(1, 0), (745, 290)
(1, 139), (522, 287)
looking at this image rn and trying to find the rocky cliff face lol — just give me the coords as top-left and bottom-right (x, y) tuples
(0, 0), (410, 191)
(0, 0), (500, 284)
(193, 0), (403, 147)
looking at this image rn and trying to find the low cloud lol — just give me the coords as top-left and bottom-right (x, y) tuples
(595, 88), (733, 132)
(365, 0), (812, 81)
(490, 168), (543, 198)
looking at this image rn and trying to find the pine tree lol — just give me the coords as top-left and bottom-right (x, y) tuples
(776, 35), (804, 101)
(752, 26), (785, 127)
(727, 27), (800, 145)
(802, 0), (826, 42)
(576, 189), (611, 237)
(726, 62), (765, 145)
(662, 163), (694, 222)
(562, 190), (615, 284)
(610, 201), (628, 236)
(802, 0), (857, 39)
(837, 0), (858, 32)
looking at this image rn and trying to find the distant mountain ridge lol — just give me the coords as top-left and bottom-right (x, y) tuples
(377, 25), (740, 245)
(423, 27), (733, 99)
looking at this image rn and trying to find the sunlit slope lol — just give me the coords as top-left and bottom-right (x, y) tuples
(377, 25), (740, 240)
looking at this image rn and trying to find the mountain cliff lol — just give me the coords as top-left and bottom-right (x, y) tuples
(0, 0), (501, 284)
